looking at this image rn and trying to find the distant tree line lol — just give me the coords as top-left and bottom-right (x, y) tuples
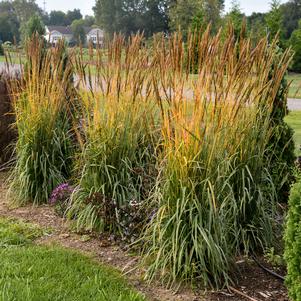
(93, 0), (301, 71)
(2, 0), (301, 71)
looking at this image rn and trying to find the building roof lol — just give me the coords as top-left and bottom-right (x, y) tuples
(46, 26), (103, 36)
(47, 26), (73, 35)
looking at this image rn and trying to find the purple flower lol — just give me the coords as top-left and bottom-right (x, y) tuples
(49, 183), (74, 205)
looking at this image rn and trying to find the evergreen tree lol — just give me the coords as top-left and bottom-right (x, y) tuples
(23, 14), (45, 41)
(225, 0), (244, 39)
(267, 47), (295, 202)
(265, 0), (284, 45)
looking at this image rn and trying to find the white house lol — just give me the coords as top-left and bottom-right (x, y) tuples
(45, 26), (104, 46)
(45, 26), (73, 44)
(86, 27), (105, 46)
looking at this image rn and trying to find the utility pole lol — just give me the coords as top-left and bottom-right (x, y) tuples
(43, 0), (46, 13)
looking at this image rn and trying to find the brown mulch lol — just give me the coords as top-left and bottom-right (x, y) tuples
(0, 172), (289, 301)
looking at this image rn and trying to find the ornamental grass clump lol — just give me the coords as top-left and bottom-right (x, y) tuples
(141, 27), (293, 287)
(8, 37), (75, 204)
(68, 35), (159, 234)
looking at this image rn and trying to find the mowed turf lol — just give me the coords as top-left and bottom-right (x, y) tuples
(0, 218), (145, 301)
(287, 73), (301, 99)
(285, 110), (301, 156)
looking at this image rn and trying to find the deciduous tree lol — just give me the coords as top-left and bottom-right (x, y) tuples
(0, 1), (20, 42)
(93, 0), (170, 37)
(13, 0), (42, 24)
(71, 19), (86, 45)
(66, 9), (83, 25)
(290, 20), (301, 71)
(49, 11), (68, 26)
(281, 0), (301, 40)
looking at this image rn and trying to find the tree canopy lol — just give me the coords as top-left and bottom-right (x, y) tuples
(24, 14), (45, 39)
(71, 19), (86, 45)
(93, 0), (170, 37)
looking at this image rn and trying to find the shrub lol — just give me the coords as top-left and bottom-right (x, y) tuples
(284, 180), (301, 301)
(0, 74), (16, 165)
(8, 37), (74, 204)
(266, 47), (295, 202)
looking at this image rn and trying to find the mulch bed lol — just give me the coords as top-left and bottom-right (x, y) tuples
(0, 172), (289, 301)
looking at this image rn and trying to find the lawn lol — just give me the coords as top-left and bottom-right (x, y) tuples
(0, 218), (145, 301)
(287, 73), (301, 98)
(285, 110), (301, 156)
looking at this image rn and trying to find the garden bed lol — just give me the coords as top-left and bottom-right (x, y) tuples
(0, 172), (288, 301)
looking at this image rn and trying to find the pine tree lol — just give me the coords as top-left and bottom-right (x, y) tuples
(265, 0), (284, 45)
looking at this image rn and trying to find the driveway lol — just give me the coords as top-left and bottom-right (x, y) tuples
(0, 62), (21, 75)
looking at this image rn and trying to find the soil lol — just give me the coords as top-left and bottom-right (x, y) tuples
(0, 172), (289, 301)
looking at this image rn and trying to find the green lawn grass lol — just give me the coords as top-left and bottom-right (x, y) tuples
(287, 73), (301, 99)
(0, 218), (44, 247)
(285, 110), (301, 156)
(0, 53), (24, 64)
(0, 218), (145, 301)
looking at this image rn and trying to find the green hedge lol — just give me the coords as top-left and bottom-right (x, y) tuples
(284, 180), (301, 301)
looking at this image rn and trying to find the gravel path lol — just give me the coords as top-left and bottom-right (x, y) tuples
(288, 98), (301, 111)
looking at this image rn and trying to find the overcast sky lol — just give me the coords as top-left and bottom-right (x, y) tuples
(35, 0), (281, 17)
